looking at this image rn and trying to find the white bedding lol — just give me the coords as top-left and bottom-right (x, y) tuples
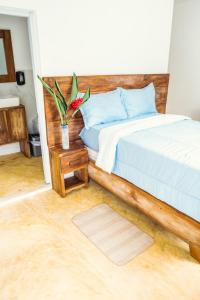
(95, 114), (190, 173)
(87, 147), (98, 161)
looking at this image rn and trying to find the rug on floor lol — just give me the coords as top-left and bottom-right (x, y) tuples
(72, 203), (154, 265)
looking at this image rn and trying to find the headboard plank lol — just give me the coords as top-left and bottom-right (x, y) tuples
(43, 74), (169, 148)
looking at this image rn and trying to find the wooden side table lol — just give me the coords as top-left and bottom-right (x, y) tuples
(50, 145), (88, 197)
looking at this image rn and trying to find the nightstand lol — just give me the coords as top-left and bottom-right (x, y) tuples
(50, 145), (88, 197)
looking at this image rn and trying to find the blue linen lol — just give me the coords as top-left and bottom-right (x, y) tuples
(80, 115), (200, 222)
(114, 161), (200, 222)
(79, 89), (127, 129)
(119, 83), (157, 118)
(80, 113), (157, 151)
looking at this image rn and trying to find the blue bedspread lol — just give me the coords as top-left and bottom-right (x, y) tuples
(80, 114), (200, 222)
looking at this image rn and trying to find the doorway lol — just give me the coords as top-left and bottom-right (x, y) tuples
(0, 7), (51, 202)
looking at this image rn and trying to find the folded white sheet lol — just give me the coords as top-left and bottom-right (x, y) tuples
(95, 114), (190, 173)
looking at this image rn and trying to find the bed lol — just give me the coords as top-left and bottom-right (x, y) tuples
(80, 114), (200, 223)
(43, 74), (200, 262)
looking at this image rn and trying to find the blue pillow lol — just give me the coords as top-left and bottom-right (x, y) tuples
(120, 83), (157, 118)
(80, 89), (127, 129)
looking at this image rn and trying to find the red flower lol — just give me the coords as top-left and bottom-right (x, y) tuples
(69, 97), (83, 110)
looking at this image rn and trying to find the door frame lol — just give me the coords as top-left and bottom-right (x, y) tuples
(0, 6), (51, 184)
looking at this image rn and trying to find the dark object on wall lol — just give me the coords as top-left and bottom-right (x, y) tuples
(29, 134), (41, 157)
(16, 71), (25, 85)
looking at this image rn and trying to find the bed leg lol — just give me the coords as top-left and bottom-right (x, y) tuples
(189, 243), (200, 262)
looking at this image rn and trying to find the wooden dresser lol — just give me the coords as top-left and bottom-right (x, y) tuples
(0, 105), (30, 157)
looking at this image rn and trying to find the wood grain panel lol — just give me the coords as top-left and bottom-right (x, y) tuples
(0, 110), (9, 144)
(0, 105), (30, 157)
(8, 107), (27, 141)
(43, 74), (169, 148)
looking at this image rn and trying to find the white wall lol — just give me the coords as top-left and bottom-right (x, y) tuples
(167, 0), (200, 120)
(0, 0), (174, 76)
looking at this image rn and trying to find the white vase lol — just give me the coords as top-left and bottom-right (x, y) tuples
(61, 125), (69, 149)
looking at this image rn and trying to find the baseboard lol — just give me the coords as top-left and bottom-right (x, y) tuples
(0, 143), (20, 155)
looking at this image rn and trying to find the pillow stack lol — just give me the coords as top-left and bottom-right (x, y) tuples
(80, 83), (157, 129)
(80, 89), (127, 129)
(119, 83), (157, 118)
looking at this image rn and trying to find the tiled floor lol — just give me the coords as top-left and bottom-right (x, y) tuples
(0, 181), (199, 300)
(0, 152), (44, 199)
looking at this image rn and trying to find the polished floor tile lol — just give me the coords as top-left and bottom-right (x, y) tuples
(0, 181), (200, 299)
(0, 152), (44, 198)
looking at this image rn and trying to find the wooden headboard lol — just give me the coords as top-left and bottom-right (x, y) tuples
(43, 74), (169, 148)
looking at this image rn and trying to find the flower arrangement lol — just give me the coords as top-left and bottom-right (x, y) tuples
(37, 73), (90, 126)
(38, 73), (90, 149)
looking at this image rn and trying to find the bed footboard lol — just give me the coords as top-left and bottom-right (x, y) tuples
(190, 243), (200, 262)
(88, 160), (200, 262)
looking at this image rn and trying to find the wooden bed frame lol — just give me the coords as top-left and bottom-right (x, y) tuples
(43, 74), (200, 262)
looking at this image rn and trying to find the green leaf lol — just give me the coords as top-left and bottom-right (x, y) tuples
(37, 75), (55, 97)
(53, 95), (61, 114)
(54, 80), (68, 111)
(70, 73), (78, 102)
(83, 87), (90, 102)
(54, 95), (67, 125)
(38, 75), (67, 125)
(57, 98), (66, 116)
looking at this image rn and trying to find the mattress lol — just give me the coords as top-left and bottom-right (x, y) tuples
(80, 113), (157, 151)
(81, 114), (200, 222)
